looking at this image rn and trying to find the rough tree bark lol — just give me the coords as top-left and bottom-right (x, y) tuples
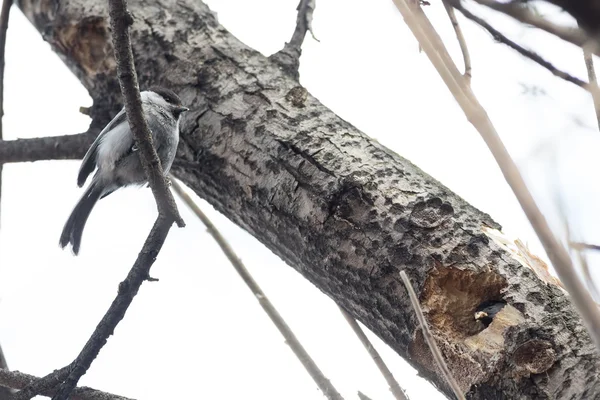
(12, 0), (600, 398)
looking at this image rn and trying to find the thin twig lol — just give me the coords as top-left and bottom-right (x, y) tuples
(571, 242), (600, 252)
(565, 221), (600, 301)
(583, 49), (600, 130)
(469, 0), (594, 53)
(171, 179), (344, 400)
(0, 0), (12, 229)
(392, 0), (600, 351)
(449, 2), (589, 89)
(443, 1), (471, 82)
(270, 0), (318, 79)
(1, 369), (134, 400)
(555, 188), (600, 302)
(107, 0), (183, 227)
(289, 0), (318, 48)
(339, 308), (409, 400)
(357, 392), (374, 400)
(399, 271), (464, 400)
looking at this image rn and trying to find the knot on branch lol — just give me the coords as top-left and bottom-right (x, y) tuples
(512, 339), (556, 376)
(409, 197), (454, 228)
(268, 45), (302, 80)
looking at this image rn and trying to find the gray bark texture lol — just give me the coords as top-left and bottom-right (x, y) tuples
(14, 0), (600, 398)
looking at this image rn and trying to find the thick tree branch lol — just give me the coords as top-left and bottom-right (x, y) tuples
(0, 133), (93, 163)
(0, 369), (134, 400)
(270, 0), (317, 79)
(171, 180), (343, 400)
(15, 0), (600, 398)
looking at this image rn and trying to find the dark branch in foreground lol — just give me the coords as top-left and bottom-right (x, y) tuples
(269, 0), (317, 79)
(0, 133), (93, 163)
(1, 369), (134, 400)
(0, 0), (13, 395)
(51, 216), (171, 400)
(0, 0), (12, 230)
(17, 0), (184, 399)
(171, 180), (343, 400)
(449, 1), (589, 90)
(108, 0), (183, 227)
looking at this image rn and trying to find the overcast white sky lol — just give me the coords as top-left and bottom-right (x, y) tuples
(1, 1), (599, 399)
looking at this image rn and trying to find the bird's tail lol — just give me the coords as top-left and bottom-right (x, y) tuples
(59, 182), (104, 255)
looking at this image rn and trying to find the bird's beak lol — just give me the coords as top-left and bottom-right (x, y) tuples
(175, 105), (190, 113)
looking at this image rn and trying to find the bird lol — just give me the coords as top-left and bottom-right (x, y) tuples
(474, 300), (507, 327)
(59, 87), (188, 255)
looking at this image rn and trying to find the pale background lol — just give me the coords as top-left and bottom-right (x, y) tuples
(1, 1), (598, 399)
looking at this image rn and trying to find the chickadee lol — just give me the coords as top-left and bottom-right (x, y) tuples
(474, 300), (507, 327)
(59, 87), (189, 255)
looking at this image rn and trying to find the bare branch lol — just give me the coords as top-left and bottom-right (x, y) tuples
(470, 0), (594, 53)
(270, 0), (318, 79)
(392, 0), (600, 350)
(449, 1), (589, 89)
(1, 369), (134, 400)
(0, 25), (14, 399)
(18, 0), (186, 398)
(107, 0), (183, 227)
(399, 271), (464, 400)
(171, 180), (344, 400)
(339, 308), (409, 400)
(289, 0), (318, 48)
(50, 216), (172, 400)
(357, 392), (374, 400)
(0, 133), (93, 163)
(571, 242), (600, 252)
(583, 48), (600, 130)
(443, 1), (471, 82)
(0, 0), (13, 229)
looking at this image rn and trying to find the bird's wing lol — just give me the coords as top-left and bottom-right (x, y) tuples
(77, 108), (128, 187)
